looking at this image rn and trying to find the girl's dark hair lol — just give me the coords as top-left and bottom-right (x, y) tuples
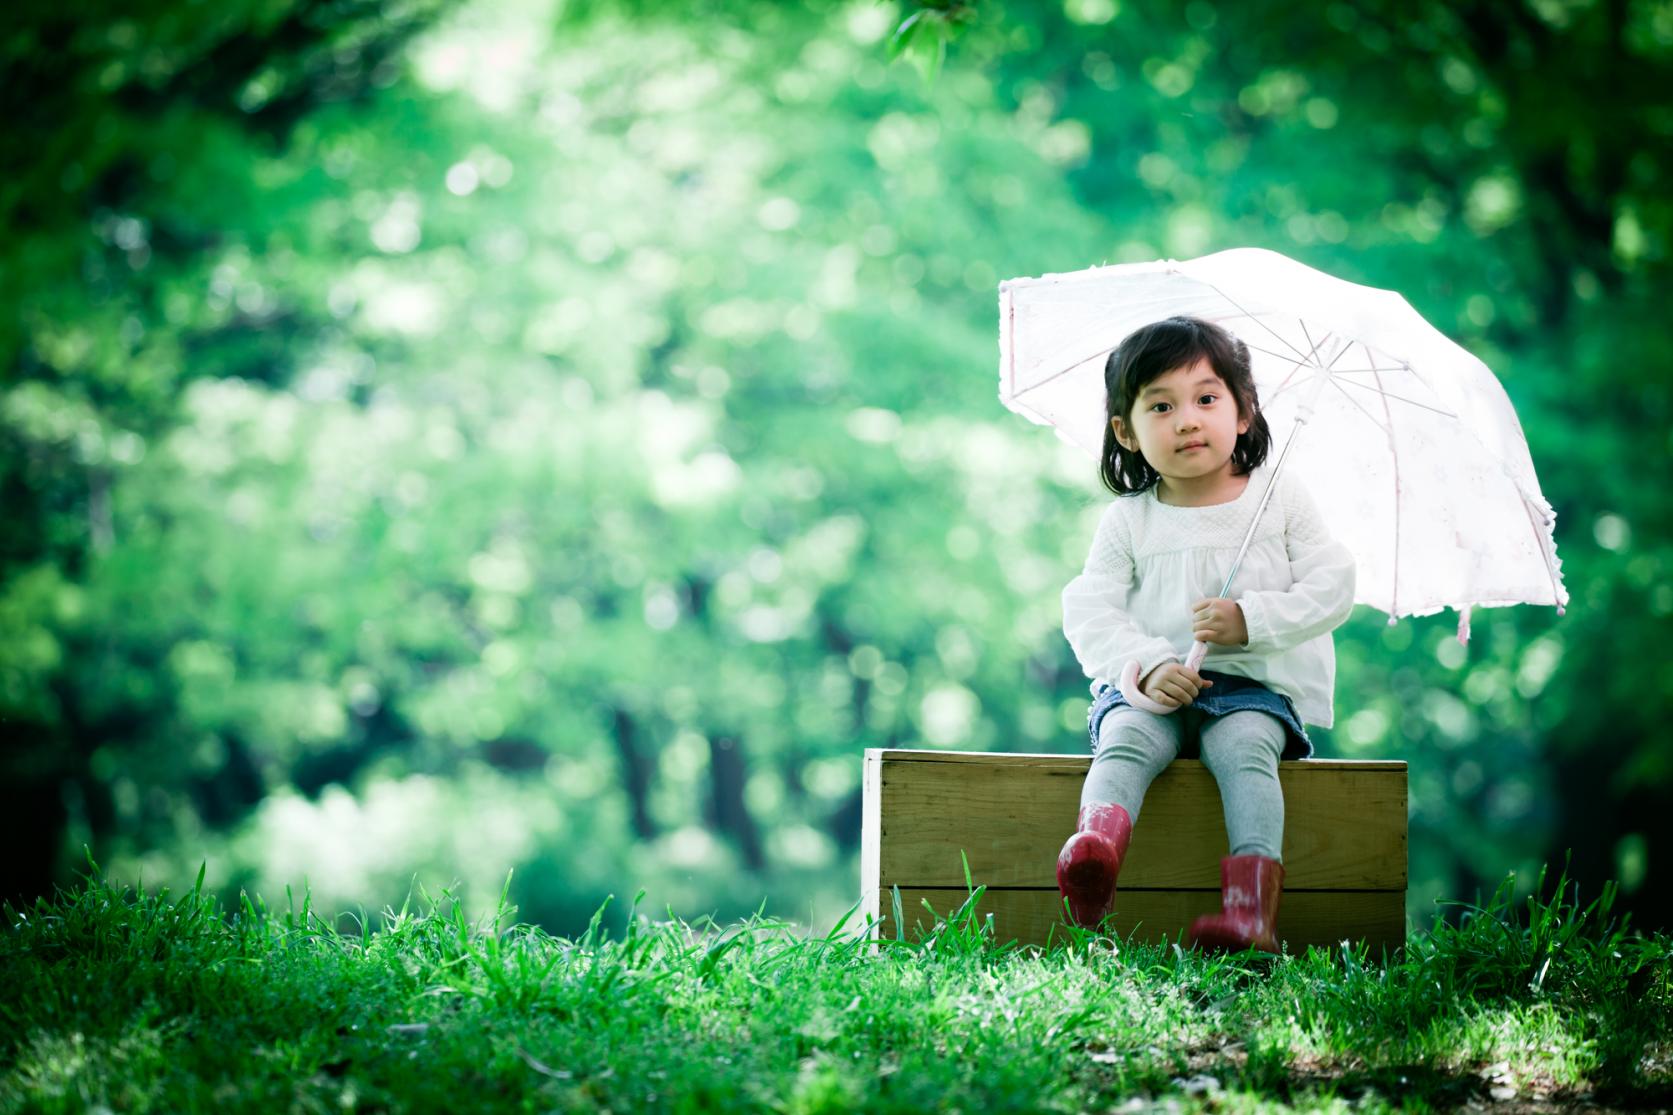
(1099, 315), (1272, 495)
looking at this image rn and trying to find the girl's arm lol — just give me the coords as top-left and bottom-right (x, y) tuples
(1062, 504), (1179, 685)
(1235, 473), (1357, 655)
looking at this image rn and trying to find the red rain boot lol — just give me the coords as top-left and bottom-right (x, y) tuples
(1056, 802), (1134, 929)
(1187, 855), (1285, 954)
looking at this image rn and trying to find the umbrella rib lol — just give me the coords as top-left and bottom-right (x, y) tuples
(1011, 298), (1340, 404)
(1327, 376), (1390, 435)
(1008, 389), (1060, 430)
(1014, 303), (1314, 401)
(1369, 345), (1401, 619)
(1294, 323), (1328, 389)
(1245, 344), (1313, 395)
(1006, 290), (1016, 398)
(1266, 339), (1352, 407)
(1011, 351), (1100, 397)
(1012, 320), (1320, 403)
(1519, 492), (1567, 612)
(1200, 281), (1315, 365)
(1257, 328), (1336, 413)
(1328, 358), (1457, 415)
(1273, 328), (1331, 395)
(1243, 338), (1322, 368)
(1331, 376), (1460, 419)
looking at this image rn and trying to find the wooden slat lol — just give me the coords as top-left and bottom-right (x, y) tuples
(880, 886), (1407, 955)
(868, 750), (1406, 891)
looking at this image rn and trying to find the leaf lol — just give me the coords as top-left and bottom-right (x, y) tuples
(887, 9), (947, 83)
(885, 11), (928, 60)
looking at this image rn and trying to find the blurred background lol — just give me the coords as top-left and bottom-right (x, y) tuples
(2, 0), (1669, 938)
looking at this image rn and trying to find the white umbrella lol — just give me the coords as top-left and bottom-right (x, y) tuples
(999, 247), (1566, 711)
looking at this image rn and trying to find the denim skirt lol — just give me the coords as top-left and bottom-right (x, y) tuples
(1087, 670), (1314, 761)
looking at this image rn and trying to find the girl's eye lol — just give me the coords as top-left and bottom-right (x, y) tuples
(1199, 394), (1218, 405)
(1149, 403), (1170, 413)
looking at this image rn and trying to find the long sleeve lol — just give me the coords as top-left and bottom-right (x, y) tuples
(1235, 473), (1356, 655)
(1062, 504), (1180, 687)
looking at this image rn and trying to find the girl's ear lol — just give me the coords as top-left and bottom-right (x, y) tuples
(1109, 415), (1136, 451)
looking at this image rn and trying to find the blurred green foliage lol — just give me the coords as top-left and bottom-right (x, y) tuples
(2, 0), (1669, 936)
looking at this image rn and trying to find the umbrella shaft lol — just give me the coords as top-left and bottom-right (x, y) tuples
(1216, 414), (1307, 599)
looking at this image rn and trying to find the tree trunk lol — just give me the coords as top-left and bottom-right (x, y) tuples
(706, 734), (765, 871)
(611, 706), (657, 841)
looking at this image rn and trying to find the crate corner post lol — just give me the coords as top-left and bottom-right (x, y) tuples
(859, 748), (885, 939)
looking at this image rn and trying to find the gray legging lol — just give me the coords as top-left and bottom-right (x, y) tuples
(1082, 705), (1286, 861)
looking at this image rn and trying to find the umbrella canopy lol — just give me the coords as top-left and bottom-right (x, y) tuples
(998, 247), (1567, 636)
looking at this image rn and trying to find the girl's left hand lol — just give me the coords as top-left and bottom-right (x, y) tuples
(1191, 597), (1249, 647)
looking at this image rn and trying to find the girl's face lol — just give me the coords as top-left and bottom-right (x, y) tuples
(1109, 357), (1250, 488)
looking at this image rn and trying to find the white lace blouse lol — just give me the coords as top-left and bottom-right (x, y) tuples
(1060, 461), (1357, 728)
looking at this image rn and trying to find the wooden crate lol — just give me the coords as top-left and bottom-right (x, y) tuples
(860, 749), (1407, 955)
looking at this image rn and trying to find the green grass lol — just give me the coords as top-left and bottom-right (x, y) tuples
(1, 860), (1668, 1114)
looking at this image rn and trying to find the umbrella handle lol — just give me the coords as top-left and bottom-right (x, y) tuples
(1118, 660), (1176, 715)
(1119, 641), (1213, 716)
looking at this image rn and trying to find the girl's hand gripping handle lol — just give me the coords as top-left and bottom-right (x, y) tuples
(1118, 647), (1212, 715)
(1119, 660), (1177, 714)
(1183, 639), (1210, 673)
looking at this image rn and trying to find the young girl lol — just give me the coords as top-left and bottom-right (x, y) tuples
(1055, 315), (1356, 953)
